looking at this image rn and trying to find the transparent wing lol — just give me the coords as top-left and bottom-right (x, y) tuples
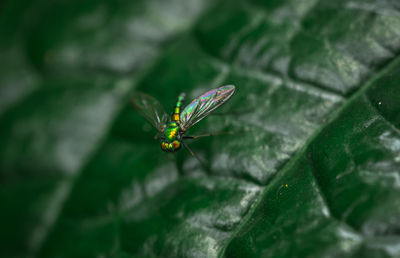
(180, 85), (235, 131)
(131, 92), (169, 133)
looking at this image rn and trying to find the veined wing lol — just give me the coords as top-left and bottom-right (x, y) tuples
(131, 92), (169, 132)
(180, 85), (235, 131)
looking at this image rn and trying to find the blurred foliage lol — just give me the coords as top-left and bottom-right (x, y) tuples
(1, 0), (400, 257)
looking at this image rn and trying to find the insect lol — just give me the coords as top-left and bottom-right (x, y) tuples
(131, 85), (235, 157)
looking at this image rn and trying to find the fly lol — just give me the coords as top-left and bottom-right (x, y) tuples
(131, 85), (235, 158)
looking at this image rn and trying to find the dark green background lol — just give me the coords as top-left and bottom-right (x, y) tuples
(1, 0), (400, 257)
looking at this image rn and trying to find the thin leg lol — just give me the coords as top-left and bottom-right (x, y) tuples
(182, 141), (206, 167)
(167, 153), (184, 176)
(211, 108), (253, 116)
(183, 131), (233, 140)
(167, 153), (175, 162)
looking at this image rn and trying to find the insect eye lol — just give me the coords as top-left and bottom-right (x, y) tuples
(161, 142), (168, 151)
(172, 140), (181, 150)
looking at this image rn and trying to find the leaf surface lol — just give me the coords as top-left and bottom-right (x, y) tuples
(0, 0), (400, 257)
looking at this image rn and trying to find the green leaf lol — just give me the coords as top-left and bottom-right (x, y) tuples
(1, 0), (400, 257)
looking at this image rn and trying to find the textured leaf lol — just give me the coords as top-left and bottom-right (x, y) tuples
(1, 0), (400, 257)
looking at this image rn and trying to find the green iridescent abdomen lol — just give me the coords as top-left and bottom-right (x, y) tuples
(164, 122), (179, 141)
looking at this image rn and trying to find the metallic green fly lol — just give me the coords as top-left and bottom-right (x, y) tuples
(131, 85), (235, 156)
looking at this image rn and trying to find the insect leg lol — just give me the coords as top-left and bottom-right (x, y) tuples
(183, 131), (233, 140)
(211, 108), (253, 116)
(167, 153), (175, 162)
(182, 141), (206, 167)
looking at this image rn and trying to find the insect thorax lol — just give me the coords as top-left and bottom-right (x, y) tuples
(164, 122), (180, 142)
